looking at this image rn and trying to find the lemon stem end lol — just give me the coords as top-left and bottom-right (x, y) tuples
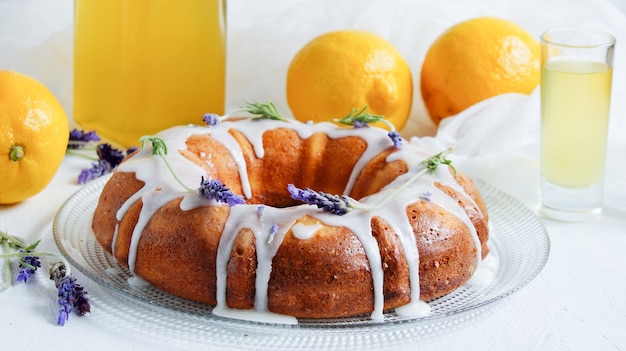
(9, 145), (24, 162)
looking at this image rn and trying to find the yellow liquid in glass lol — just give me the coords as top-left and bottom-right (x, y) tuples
(541, 57), (612, 188)
(74, 0), (226, 147)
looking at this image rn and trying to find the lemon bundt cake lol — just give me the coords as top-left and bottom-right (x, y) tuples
(91, 116), (489, 323)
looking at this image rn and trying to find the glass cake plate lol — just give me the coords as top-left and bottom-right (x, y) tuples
(53, 176), (549, 350)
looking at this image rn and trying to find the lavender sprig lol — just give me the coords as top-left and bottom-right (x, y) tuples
(203, 113), (221, 126)
(0, 232), (36, 288)
(78, 159), (113, 185)
(140, 136), (245, 207)
(267, 224), (279, 244)
(420, 146), (456, 175)
(0, 232), (41, 279)
(50, 262), (90, 326)
(77, 143), (136, 185)
(353, 120), (369, 128)
(78, 144), (137, 185)
(257, 205), (265, 218)
(140, 135), (191, 190)
(334, 107), (402, 148)
(388, 131), (402, 149)
(68, 129), (135, 184)
(16, 252), (41, 283)
(287, 184), (357, 216)
(0, 231), (90, 326)
(366, 146), (455, 210)
(96, 143), (125, 166)
(334, 106), (387, 127)
(287, 147), (455, 215)
(68, 129), (101, 149)
(199, 176), (245, 207)
(140, 135), (168, 156)
(419, 190), (433, 202)
(202, 100), (288, 125)
(244, 100), (288, 121)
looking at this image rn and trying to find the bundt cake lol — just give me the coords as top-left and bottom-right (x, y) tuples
(91, 115), (489, 323)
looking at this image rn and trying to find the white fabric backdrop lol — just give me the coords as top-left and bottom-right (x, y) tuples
(2, 0), (625, 130)
(2, 0), (625, 131)
(1, 0), (625, 210)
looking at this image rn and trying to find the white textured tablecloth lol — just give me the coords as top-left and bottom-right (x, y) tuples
(1, 0), (626, 350)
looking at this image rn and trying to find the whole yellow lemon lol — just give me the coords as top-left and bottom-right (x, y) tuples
(420, 17), (540, 124)
(287, 30), (413, 130)
(0, 70), (69, 204)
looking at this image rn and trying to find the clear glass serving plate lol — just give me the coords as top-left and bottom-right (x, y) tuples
(53, 176), (549, 349)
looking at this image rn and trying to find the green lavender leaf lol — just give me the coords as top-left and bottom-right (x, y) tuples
(334, 106), (387, 126)
(243, 100), (287, 121)
(139, 135), (168, 156)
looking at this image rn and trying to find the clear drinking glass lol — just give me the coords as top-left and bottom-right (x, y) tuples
(540, 28), (615, 221)
(73, 0), (226, 148)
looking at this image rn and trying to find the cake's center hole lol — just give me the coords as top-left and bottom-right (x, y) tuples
(184, 131), (407, 209)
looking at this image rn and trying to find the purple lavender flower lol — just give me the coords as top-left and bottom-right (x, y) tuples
(57, 300), (72, 326)
(78, 159), (113, 185)
(199, 176), (245, 206)
(257, 205), (265, 217)
(71, 282), (91, 316)
(388, 131), (402, 149)
(267, 224), (279, 243)
(55, 276), (90, 325)
(287, 184), (351, 216)
(419, 190), (432, 202)
(77, 143), (132, 185)
(16, 252), (41, 283)
(50, 262), (90, 326)
(353, 120), (369, 128)
(68, 129), (100, 149)
(96, 143), (125, 167)
(334, 106), (385, 127)
(203, 113), (221, 126)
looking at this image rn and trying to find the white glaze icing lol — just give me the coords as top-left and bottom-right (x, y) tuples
(212, 305), (298, 324)
(110, 119), (487, 323)
(394, 300), (431, 317)
(127, 276), (150, 288)
(466, 266), (494, 287)
(292, 222), (323, 240)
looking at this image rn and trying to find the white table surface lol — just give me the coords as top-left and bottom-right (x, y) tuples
(1, 1), (626, 350)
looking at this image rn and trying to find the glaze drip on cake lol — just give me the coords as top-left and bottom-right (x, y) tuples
(93, 119), (489, 323)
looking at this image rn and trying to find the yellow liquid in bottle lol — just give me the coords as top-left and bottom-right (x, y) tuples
(74, 0), (226, 147)
(541, 57), (612, 188)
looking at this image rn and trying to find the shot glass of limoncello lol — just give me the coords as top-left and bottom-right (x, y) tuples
(540, 28), (615, 221)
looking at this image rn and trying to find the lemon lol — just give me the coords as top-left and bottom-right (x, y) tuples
(420, 16), (540, 124)
(0, 70), (69, 204)
(286, 30), (413, 130)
